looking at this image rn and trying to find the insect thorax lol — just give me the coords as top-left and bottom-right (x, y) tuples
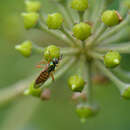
(47, 62), (56, 73)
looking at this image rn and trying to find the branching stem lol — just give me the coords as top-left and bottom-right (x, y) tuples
(112, 67), (130, 82)
(86, 23), (107, 47)
(96, 15), (130, 44)
(78, 11), (84, 22)
(85, 60), (93, 104)
(95, 60), (128, 92)
(95, 42), (130, 54)
(38, 22), (74, 46)
(55, 2), (73, 29)
(60, 26), (80, 47)
(92, 0), (106, 32)
(0, 76), (35, 106)
(88, 51), (104, 61)
(32, 43), (80, 56)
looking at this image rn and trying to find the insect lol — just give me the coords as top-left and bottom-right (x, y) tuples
(34, 55), (62, 88)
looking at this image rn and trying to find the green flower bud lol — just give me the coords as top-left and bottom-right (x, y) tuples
(15, 40), (32, 57)
(71, 0), (88, 12)
(21, 12), (39, 29)
(24, 81), (42, 97)
(101, 10), (120, 26)
(76, 103), (99, 123)
(46, 13), (63, 29)
(44, 45), (60, 61)
(72, 22), (91, 41)
(121, 86), (130, 99)
(104, 51), (121, 68)
(68, 75), (85, 92)
(25, 0), (41, 12)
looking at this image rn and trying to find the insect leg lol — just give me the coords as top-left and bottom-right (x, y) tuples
(36, 65), (44, 68)
(36, 60), (47, 68)
(50, 72), (55, 81)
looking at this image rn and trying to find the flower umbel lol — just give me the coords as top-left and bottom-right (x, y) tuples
(4, 0), (130, 123)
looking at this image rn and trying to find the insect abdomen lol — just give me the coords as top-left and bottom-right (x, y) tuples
(35, 70), (50, 85)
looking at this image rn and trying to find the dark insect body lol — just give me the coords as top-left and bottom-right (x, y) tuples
(34, 56), (62, 88)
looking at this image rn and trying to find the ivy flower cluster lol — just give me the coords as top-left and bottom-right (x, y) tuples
(11, 0), (130, 122)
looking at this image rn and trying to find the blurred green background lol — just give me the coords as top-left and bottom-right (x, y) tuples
(0, 0), (130, 130)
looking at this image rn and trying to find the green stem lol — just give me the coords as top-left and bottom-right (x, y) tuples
(41, 57), (77, 89)
(56, 2), (73, 29)
(101, 29), (129, 45)
(95, 60), (125, 91)
(112, 67), (130, 82)
(96, 15), (130, 44)
(61, 47), (80, 56)
(32, 43), (44, 54)
(32, 43), (80, 56)
(66, 1), (75, 24)
(0, 76), (35, 106)
(38, 22), (74, 47)
(60, 26), (80, 47)
(95, 42), (130, 54)
(86, 23), (107, 47)
(119, 3), (128, 18)
(78, 11), (84, 22)
(88, 51), (104, 61)
(83, 9), (90, 21)
(92, 0), (106, 32)
(76, 56), (85, 75)
(83, 0), (95, 21)
(85, 60), (93, 104)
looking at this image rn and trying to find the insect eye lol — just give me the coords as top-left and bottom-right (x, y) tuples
(56, 60), (58, 64)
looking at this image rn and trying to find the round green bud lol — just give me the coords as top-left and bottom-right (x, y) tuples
(71, 0), (88, 12)
(24, 81), (42, 97)
(15, 40), (32, 57)
(76, 103), (99, 122)
(21, 12), (39, 29)
(68, 75), (85, 92)
(101, 10), (120, 26)
(72, 22), (91, 41)
(44, 45), (60, 61)
(25, 0), (41, 12)
(104, 51), (121, 68)
(46, 13), (63, 29)
(121, 86), (130, 99)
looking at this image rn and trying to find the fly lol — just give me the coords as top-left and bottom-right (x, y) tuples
(34, 55), (62, 88)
